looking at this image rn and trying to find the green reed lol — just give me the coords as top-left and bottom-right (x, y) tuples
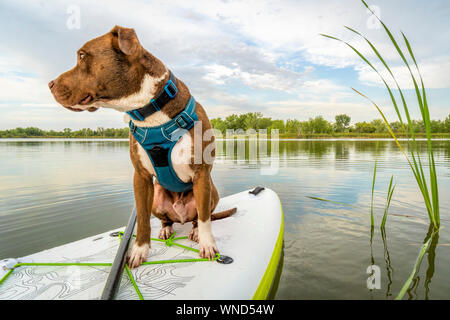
(321, 0), (440, 229)
(381, 175), (395, 229)
(370, 160), (377, 228)
(321, 0), (441, 299)
(305, 196), (358, 208)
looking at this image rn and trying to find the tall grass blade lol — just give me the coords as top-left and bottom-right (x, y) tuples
(362, 0), (439, 227)
(320, 32), (402, 124)
(338, 25), (420, 179)
(322, 1), (440, 228)
(306, 196), (359, 208)
(401, 32), (440, 226)
(370, 160), (377, 228)
(351, 88), (436, 227)
(343, 26), (403, 124)
(381, 175), (395, 229)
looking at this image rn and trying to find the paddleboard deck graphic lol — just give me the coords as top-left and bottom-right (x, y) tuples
(0, 188), (283, 300)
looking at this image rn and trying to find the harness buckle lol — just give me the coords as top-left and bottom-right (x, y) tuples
(130, 109), (145, 121)
(164, 80), (178, 98)
(150, 98), (159, 111)
(175, 114), (189, 129)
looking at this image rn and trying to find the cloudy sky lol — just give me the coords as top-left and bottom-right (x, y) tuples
(0, 0), (449, 130)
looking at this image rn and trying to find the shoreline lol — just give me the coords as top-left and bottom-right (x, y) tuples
(1, 137), (449, 142)
(1, 133), (449, 140)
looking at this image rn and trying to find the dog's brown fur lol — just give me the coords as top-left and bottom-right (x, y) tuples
(49, 26), (236, 268)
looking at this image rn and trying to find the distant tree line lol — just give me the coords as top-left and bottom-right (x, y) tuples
(0, 127), (129, 138)
(210, 112), (450, 135)
(1, 113), (449, 138)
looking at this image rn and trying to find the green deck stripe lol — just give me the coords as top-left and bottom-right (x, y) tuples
(125, 264), (144, 300)
(252, 198), (284, 300)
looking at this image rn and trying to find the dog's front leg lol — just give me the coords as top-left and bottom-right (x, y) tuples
(128, 171), (153, 268)
(193, 168), (218, 260)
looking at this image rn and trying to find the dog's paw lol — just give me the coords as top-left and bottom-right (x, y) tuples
(128, 242), (149, 269)
(188, 227), (199, 242)
(159, 226), (174, 240)
(199, 236), (219, 261)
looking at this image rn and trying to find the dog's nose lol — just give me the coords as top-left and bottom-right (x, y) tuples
(48, 80), (55, 90)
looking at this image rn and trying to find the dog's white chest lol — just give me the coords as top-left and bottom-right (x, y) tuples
(136, 133), (194, 184)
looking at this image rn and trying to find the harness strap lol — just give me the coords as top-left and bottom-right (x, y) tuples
(161, 96), (196, 141)
(128, 96), (198, 193)
(129, 96), (197, 142)
(127, 70), (178, 121)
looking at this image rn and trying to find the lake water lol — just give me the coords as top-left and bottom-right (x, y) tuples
(0, 138), (449, 299)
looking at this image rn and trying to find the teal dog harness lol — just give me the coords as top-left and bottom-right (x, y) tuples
(127, 71), (198, 192)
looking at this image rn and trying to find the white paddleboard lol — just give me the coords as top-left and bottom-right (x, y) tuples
(0, 188), (283, 300)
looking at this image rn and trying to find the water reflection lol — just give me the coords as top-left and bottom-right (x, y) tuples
(368, 226), (375, 299)
(268, 243), (285, 300)
(0, 139), (449, 299)
(424, 225), (439, 300)
(405, 225), (439, 300)
(334, 142), (350, 160)
(381, 228), (394, 298)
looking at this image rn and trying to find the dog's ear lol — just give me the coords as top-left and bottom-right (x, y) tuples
(110, 25), (141, 56)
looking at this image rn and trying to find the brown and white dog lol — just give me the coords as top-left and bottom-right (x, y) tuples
(48, 26), (236, 268)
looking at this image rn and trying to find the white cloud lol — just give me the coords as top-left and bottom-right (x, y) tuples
(20, 103), (58, 108)
(0, 75), (52, 103)
(203, 64), (239, 85)
(0, 0), (448, 129)
(203, 63), (306, 92)
(357, 56), (450, 89)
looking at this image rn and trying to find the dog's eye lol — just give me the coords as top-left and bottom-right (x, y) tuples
(79, 52), (85, 60)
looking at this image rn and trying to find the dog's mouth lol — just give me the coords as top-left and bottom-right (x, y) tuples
(78, 94), (93, 105)
(65, 106), (83, 112)
(63, 94), (98, 112)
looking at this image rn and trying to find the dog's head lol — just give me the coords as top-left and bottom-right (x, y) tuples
(49, 26), (163, 112)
